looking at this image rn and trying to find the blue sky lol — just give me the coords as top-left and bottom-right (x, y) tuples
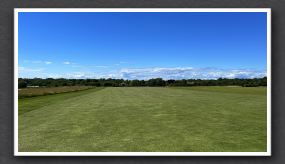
(18, 12), (267, 79)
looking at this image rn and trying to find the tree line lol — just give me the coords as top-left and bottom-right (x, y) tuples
(18, 77), (267, 88)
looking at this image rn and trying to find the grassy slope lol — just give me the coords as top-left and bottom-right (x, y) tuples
(19, 86), (94, 98)
(18, 87), (267, 152)
(18, 87), (104, 115)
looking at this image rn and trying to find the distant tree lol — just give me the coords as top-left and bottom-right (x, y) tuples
(18, 77), (267, 88)
(18, 79), (27, 88)
(130, 80), (140, 86)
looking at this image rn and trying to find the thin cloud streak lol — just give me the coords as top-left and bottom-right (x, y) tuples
(19, 66), (45, 73)
(23, 60), (52, 65)
(44, 61), (52, 65)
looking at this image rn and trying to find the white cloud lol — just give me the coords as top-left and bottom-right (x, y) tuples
(22, 60), (52, 65)
(114, 61), (128, 66)
(46, 67), (264, 80)
(94, 65), (108, 68)
(63, 61), (71, 65)
(117, 67), (266, 80)
(44, 61), (52, 65)
(18, 66), (266, 80)
(18, 67), (44, 73)
(70, 65), (109, 69)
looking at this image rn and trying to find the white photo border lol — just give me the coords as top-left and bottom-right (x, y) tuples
(14, 8), (271, 156)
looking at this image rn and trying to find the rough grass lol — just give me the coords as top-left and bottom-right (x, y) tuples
(18, 87), (267, 152)
(18, 86), (94, 98)
(18, 87), (104, 115)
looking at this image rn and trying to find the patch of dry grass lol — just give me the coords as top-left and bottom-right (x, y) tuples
(18, 86), (94, 98)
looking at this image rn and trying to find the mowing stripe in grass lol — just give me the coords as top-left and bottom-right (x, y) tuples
(169, 86), (266, 96)
(19, 87), (266, 152)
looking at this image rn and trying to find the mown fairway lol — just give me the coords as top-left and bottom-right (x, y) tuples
(18, 87), (267, 152)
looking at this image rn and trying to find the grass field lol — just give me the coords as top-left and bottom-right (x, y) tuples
(18, 86), (267, 152)
(18, 86), (93, 98)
